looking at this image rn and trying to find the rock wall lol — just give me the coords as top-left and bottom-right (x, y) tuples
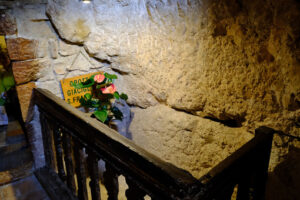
(1, 0), (300, 199)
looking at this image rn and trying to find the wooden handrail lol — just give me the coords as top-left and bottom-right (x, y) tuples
(197, 126), (274, 199)
(31, 88), (274, 200)
(32, 88), (201, 199)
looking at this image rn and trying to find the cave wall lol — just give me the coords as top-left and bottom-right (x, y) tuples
(1, 0), (299, 199)
(47, 0), (299, 175)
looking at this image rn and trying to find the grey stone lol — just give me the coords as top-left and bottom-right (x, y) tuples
(48, 39), (58, 59)
(53, 55), (77, 75)
(129, 105), (253, 178)
(58, 40), (81, 56)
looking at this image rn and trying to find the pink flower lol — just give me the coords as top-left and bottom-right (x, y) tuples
(101, 84), (116, 94)
(94, 74), (105, 83)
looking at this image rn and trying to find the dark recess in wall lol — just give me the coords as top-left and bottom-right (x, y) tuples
(204, 116), (245, 127)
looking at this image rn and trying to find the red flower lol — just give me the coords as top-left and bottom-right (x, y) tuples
(94, 74), (105, 83)
(101, 84), (116, 94)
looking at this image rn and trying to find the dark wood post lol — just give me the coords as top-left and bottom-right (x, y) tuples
(251, 126), (274, 200)
(125, 178), (146, 200)
(87, 151), (101, 200)
(74, 143), (88, 200)
(62, 131), (76, 193)
(103, 163), (119, 200)
(39, 110), (55, 169)
(53, 123), (66, 182)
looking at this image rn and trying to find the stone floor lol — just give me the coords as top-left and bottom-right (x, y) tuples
(0, 117), (49, 200)
(0, 175), (49, 200)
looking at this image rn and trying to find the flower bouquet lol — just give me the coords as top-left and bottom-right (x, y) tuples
(72, 72), (128, 124)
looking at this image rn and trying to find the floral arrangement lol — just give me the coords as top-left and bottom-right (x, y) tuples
(72, 72), (128, 124)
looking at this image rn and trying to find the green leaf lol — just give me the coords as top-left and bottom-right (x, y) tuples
(2, 73), (15, 91)
(84, 93), (92, 100)
(92, 103), (100, 108)
(104, 72), (118, 80)
(113, 92), (120, 100)
(79, 97), (90, 108)
(111, 106), (123, 120)
(0, 98), (5, 106)
(94, 110), (108, 123)
(72, 78), (95, 89)
(90, 99), (100, 108)
(120, 93), (128, 101)
(0, 79), (4, 94)
(90, 74), (96, 79)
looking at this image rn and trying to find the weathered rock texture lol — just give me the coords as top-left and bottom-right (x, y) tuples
(130, 105), (253, 178)
(46, 0), (300, 136)
(6, 38), (38, 61)
(0, 10), (17, 35)
(12, 59), (50, 84)
(2, 0), (300, 199)
(16, 82), (36, 120)
(46, 0), (300, 198)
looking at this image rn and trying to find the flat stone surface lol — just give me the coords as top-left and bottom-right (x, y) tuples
(0, 175), (49, 200)
(12, 60), (40, 85)
(0, 146), (32, 171)
(130, 105), (253, 178)
(12, 59), (51, 85)
(14, 4), (56, 39)
(0, 162), (33, 187)
(48, 38), (58, 59)
(68, 52), (93, 71)
(16, 82), (36, 121)
(58, 40), (81, 56)
(53, 54), (76, 75)
(0, 10), (17, 35)
(6, 38), (38, 61)
(0, 119), (34, 187)
(0, 120), (25, 149)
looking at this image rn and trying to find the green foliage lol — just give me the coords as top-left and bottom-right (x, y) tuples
(84, 93), (92, 100)
(72, 72), (128, 125)
(111, 106), (123, 120)
(2, 74), (15, 91)
(113, 92), (120, 100)
(0, 98), (5, 106)
(94, 110), (108, 123)
(120, 93), (128, 100)
(0, 80), (4, 94)
(104, 72), (118, 80)
(72, 77), (95, 89)
(0, 71), (15, 105)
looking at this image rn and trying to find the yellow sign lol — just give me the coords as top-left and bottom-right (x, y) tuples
(0, 36), (7, 71)
(60, 72), (100, 107)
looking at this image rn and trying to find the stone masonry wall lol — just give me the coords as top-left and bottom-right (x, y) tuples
(1, 0), (299, 199)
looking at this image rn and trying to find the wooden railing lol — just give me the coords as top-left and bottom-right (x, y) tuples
(31, 88), (274, 200)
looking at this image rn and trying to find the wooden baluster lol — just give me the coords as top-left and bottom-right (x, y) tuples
(39, 111), (55, 169)
(62, 131), (76, 193)
(221, 185), (235, 200)
(74, 143), (88, 200)
(251, 127), (274, 200)
(53, 124), (66, 182)
(87, 151), (101, 200)
(237, 174), (251, 200)
(125, 178), (146, 200)
(103, 163), (119, 200)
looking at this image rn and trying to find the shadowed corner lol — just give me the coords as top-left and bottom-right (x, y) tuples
(265, 146), (300, 200)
